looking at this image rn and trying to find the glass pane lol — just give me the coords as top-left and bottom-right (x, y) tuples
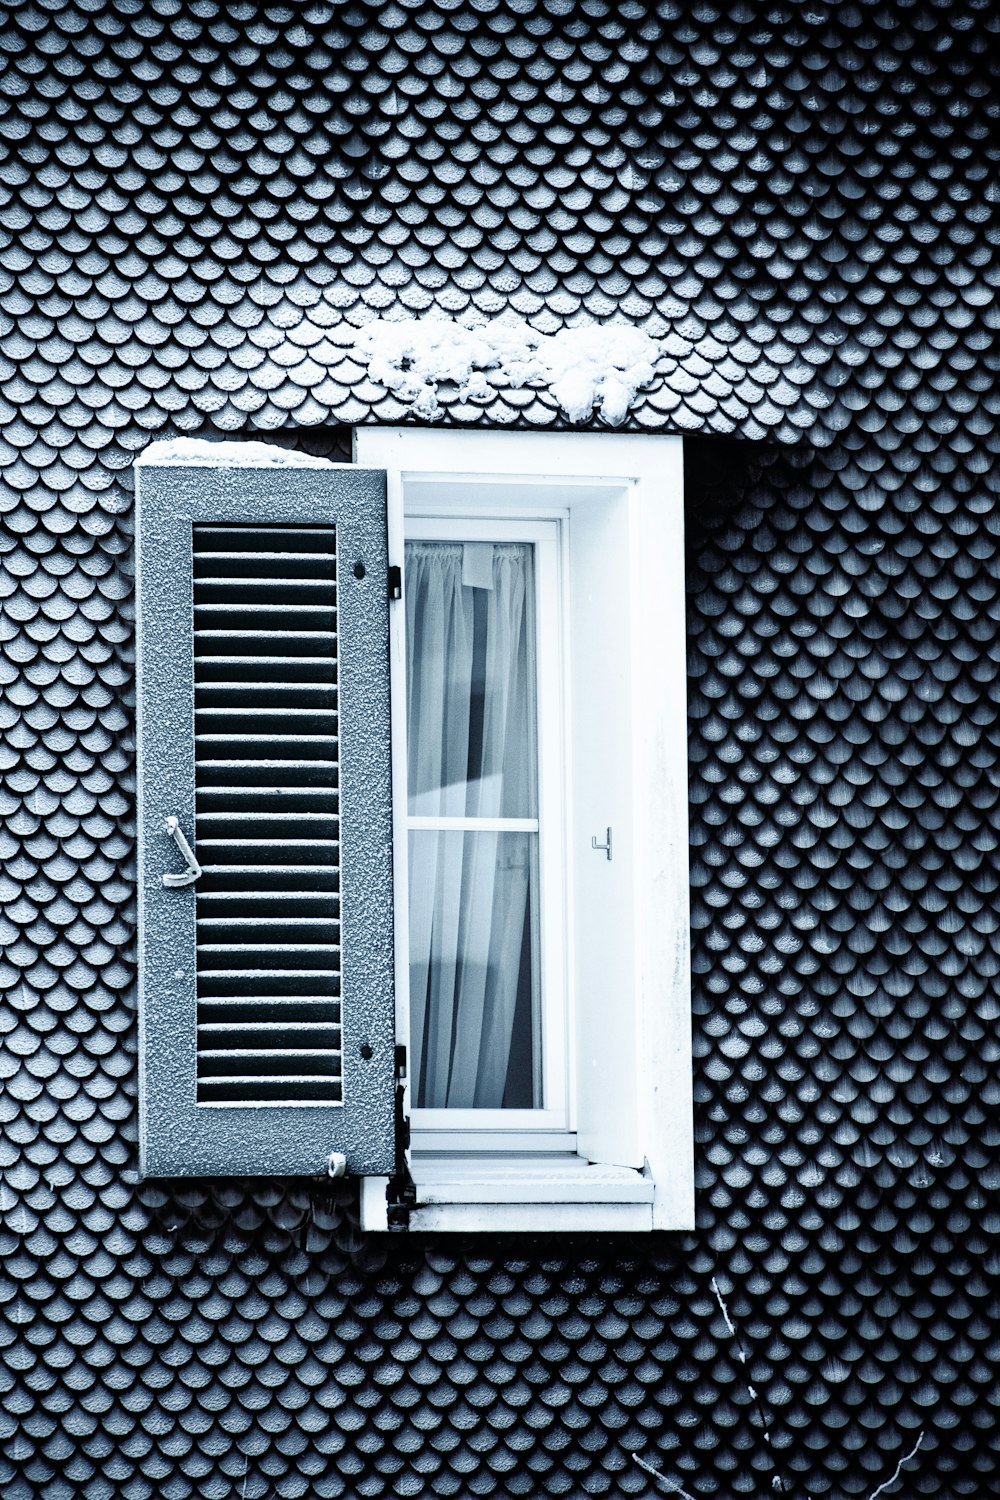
(408, 830), (540, 1109)
(405, 541), (537, 818)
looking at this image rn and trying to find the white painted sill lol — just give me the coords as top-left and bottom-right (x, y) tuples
(361, 1157), (654, 1233)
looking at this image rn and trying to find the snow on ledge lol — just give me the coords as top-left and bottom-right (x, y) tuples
(358, 315), (661, 424)
(135, 438), (336, 468)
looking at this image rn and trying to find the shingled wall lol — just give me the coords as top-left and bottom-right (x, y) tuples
(0, 1), (998, 1497)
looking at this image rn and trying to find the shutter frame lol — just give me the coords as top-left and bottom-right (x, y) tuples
(136, 460), (395, 1178)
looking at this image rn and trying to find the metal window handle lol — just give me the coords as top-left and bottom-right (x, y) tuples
(162, 815), (202, 888)
(591, 827), (612, 861)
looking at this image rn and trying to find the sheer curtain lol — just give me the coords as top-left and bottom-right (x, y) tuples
(406, 541), (539, 1108)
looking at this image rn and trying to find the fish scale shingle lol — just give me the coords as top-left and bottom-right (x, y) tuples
(1, 0), (999, 1496)
(0, 0), (995, 437)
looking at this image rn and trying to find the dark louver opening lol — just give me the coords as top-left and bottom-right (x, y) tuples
(193, 524), (342, 1106)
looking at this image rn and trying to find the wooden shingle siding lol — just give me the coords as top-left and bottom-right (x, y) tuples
(0, 0), (995, 1496)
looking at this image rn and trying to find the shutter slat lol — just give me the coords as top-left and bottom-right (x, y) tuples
(199, 1079), (343, 1104)
(196, 916), (338, 928)
(196, 737), (338, 756)
(197, 975), (339, 992)
(194, 658), (336, 684)
(199, 840), (338, 854)
(195, 632), (337, 658)
(197, 864), (341, 876)
(196, 813), (338, 827)
(192, 522), (343, 1107)
(198, 999), (340, 1018)
(196, 711), (335, 728)
(198, 952), (335, 972)
(195, 525), (334, 547)
(195, 764), (337, 787)
(198, 1023), (340, 1035)
(196, 892), (335, 913)
(198, 796), (336, 817)
(198, 1050), (342, 1065)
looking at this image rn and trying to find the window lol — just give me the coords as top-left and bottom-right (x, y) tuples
(404, 519), (564, 1126)
(134, 433), (692, 1229)
(357, 429), (693, 1231)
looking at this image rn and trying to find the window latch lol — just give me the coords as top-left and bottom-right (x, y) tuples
(162, 815), (202, 888)
(591, 826), (613, 861)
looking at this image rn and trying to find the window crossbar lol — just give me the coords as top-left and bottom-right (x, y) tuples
(407, 815), (539, 833)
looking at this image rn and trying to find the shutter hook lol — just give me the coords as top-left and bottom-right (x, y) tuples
(591, 827), (612, 861)
(162, 815), (202, 887)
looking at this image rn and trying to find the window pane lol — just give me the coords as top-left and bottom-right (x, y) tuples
(405, 541), (537, 818)
(408, 830), (541, 1109)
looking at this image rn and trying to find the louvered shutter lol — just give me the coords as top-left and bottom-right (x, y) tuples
(135, 458), (394, 1177)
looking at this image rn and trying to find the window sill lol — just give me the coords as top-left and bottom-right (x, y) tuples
(361, 1156), (654, 1232)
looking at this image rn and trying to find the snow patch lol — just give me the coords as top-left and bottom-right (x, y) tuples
(135, 438), (336, 468)
(358, 316), (660, 423)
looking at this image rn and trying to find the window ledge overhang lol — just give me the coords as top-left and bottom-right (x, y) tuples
(411, 1155), (653, 1204)
(405, 1200), (654, 1232)
(360, 1158), (655, 1232)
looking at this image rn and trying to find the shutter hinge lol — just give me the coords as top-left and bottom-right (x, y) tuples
(394, 1045), (410, 1157)
(387, 1044), (414, 1230)
(388, 564), (402, 601)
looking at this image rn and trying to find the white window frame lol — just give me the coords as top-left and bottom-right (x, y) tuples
(355, 428), (693, 1232)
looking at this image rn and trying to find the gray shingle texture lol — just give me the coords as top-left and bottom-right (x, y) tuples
(0, 0), (995, 438)
(0, 0), (998, 1497)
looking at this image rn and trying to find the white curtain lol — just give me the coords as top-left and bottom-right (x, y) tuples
(406, 542), (538, 1108)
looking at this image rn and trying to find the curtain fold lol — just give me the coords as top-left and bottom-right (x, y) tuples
(405, 542), (538, 1108)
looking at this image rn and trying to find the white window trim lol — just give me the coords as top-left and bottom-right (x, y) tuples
(355, 428), (693, 1232)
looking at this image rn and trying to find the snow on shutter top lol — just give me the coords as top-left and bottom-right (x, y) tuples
(135, 457), (394, 1178)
